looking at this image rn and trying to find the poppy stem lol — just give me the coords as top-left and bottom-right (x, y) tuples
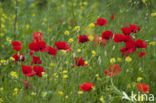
(14, 0), (18, 40)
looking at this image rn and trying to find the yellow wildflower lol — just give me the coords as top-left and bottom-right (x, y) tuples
(63, 70), (68, 73)
(31, 92), (37, 96)
(99, 96), (105, 103)
(83, 1), (88, 5)
(89, 23), (95, 28)
(92, 50), (96, 56)
(96, 74), (99, 77)
(10, 71), (18, 79)
(63, 75), (68, 79)
(142, 0), (146, 3)
(125, 56), (132, 62)
(60, 50), (66, 54)
(0, 33), (4, 37)
(58, 91), (64, 95)
(65, 95), (68, 99)
(117, 57), (122, 62)
(78, 91), (83, 94)
(1, 24), (5, 28)
(32, 13), (36, 17)
(42, 72), (47, 78)
(73, 26), (80, 32)
(151, 13), (156, 17)
(50, 62), (56, 67)
(12, 88), (18, 96)
(0, 60), (7, 65)
(137, 77), (143, 82)
(53, 73), (58, 78)
(0, 87), (3, 91)
(6, 38), (12, 44)
(96, 74), (101, 81)
(26, 24), (30, 29)
(77, 49), (81, 53)
(88, 35), (94, 41)
(68, 38), (73, 43)
(110, 58), (116, 64)
(149, 41), (155, 46)
(85, 61), (88, 65)
(10, 57), (15, 61)
(64, 30), (70, 36)
(99, 37), (102, 40)
(1, 18), (5, 22)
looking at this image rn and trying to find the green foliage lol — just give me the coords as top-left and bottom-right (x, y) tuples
(0, 0), (156, 103)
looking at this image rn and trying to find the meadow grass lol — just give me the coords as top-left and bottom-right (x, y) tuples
(0, 0), (156, 103)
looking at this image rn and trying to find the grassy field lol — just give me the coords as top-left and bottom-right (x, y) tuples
(0, 0), (156, 103)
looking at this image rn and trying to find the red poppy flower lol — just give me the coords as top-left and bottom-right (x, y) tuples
(80, 82), (95, 92)
(74, 57), (87, 67)
(125, 41), (136, 49)
(121, 27), (132, 35)
(123, 35), (134, 42)
(22, 65), (36, 77)
(33, 31), (43, 42)
(24, 79), (32, 89)
(55, 41), (70, 50)
(135, 39), (147, 48)
(120, 50), (131, 57)
(29, 41), (46, 52)
(114, 34), (125, 43)
(30, 50), (34, 56)
(94, 36), (106, 47)
(120, 41), (136, 56)
(101, 31), (113, 40)
(125, 42), (136, 53)
(33, 66), (45, 77)
(95, 18), (107, 26)
(12, 53), (25, 62)
(78, 35), (89, 43)
(111, 14), (115, 20)
(40, 45), (48, 52)
(105, 64), (121, 77)
(31, 56), (42, 65)
(38, 41), (46, 50)
(136, 83), (149, 93)
(29, 42), (40, 52)
(47, 46), (57, 55)
(130, 24), (140, 33)
(120, 47), (127, 53)
(12, 41), (22, 51)
(136, 51), (146, 58)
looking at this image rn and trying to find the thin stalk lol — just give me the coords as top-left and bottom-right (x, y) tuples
(14, 0), (18, 40)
